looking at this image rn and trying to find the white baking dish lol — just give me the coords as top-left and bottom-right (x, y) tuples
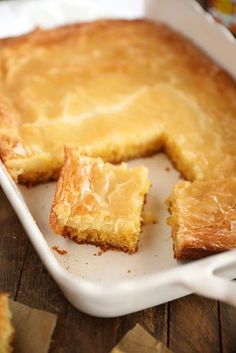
(1, 0), (236, 317)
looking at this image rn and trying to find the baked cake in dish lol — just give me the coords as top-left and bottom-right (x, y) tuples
(168, 178), (236, 259)
(50, 148), (150, 253)
(0, 294), (14, 353)
(0, 20), (235, 184)
(1, 19), (236, 258)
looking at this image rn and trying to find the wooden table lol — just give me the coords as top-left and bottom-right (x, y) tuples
(1, 187), (236, 353)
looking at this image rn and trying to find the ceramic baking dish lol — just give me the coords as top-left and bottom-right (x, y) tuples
(0, 0), (236, 317)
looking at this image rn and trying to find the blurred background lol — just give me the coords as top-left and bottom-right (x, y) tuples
(198, 0), (236, 35)
(0, 0), (235, 35)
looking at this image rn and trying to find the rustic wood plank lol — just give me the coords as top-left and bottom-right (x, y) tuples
(15, 241), (69, 352)
(169, 295), (221, 353)
(50, 312), (68, 353)
(61, 304), (168, 353)
(220, 302), (236, 353)
(0, 187), (29, 297)
(62, 305), (119, 353)
(116, 305), (168, 346)
(15, 241), (68, 313)
(140, 305), (168, 345)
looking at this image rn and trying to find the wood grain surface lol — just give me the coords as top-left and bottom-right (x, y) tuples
(0, 187), (235, 353)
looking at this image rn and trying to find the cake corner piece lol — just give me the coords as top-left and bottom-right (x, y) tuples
(50, 148), (151, 253)
(167, 178), (236, 260)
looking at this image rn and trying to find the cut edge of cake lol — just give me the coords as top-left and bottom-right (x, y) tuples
(50, 147), (151, 253)
(167, 179), (236, 259)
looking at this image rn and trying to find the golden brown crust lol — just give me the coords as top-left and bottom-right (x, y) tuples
(0, 293), (14, 353)
(167, 178), (236, 260)
(62, 226), (138, 254)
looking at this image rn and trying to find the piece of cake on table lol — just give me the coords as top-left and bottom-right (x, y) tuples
(50, 148), (150, 253)
(0, 293), (14, 353)
(168, 178), (236, 259)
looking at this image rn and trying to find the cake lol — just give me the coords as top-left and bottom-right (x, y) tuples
(0, 20), (235, 184)
(168, 178), (236, 259)
(0, 294), (14, 353)
(0, 19), (236, 258)
(50, 148), (150, 253)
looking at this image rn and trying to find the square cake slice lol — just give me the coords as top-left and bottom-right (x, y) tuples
(168, 178), (236, 259)
(0, 294), (14, 353)
(50, 148), (150, 253)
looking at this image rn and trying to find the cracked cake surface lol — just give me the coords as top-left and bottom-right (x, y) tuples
(168, 178), (236, 259)
(50, 148), (150, 253)
(0, 20), (235, 184)
(0, 19), (236, 258)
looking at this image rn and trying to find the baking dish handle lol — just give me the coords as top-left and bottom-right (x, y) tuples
(179, 251), (236, 306)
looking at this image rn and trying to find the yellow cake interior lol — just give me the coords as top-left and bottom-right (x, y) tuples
(0, 294), (14, 353)
(50, 148), (150, 253)
(0, 20), (235, 184)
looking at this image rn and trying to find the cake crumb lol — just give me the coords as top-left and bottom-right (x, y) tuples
(52, 246), (68, 255)
(165, 166), (170, 171)
(127, 269), (131, 273)
(94, 250), (103, 256)
(99, 244), (109, 252)
(142, 210), (157, 225)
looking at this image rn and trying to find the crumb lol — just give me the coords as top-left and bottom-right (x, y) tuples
(52, 246), (68, 255)
(99, 244), (109, 252)
(85, 262), (88, 265)
(165, 166), (170, 171)
(93, 250), (103, 256)
(142, 210), (158, 225)
(128, 269), (131, 273)
(66, 266), (70, 270)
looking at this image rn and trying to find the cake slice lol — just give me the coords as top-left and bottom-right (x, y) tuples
(168, 178), (236, 259)
(50, 148), (150, 253)
(0, 294), (14, 353)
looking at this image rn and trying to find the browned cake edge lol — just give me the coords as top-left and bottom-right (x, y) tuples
(166, 183), (235, 260)
(50, 201), (143, 254)
(63, 226), (139, 254)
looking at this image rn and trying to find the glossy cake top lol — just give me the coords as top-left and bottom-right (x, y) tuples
(0, 20), (235, 183)
(50, 148), (150, 233)
(168, 178), (236, 258)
